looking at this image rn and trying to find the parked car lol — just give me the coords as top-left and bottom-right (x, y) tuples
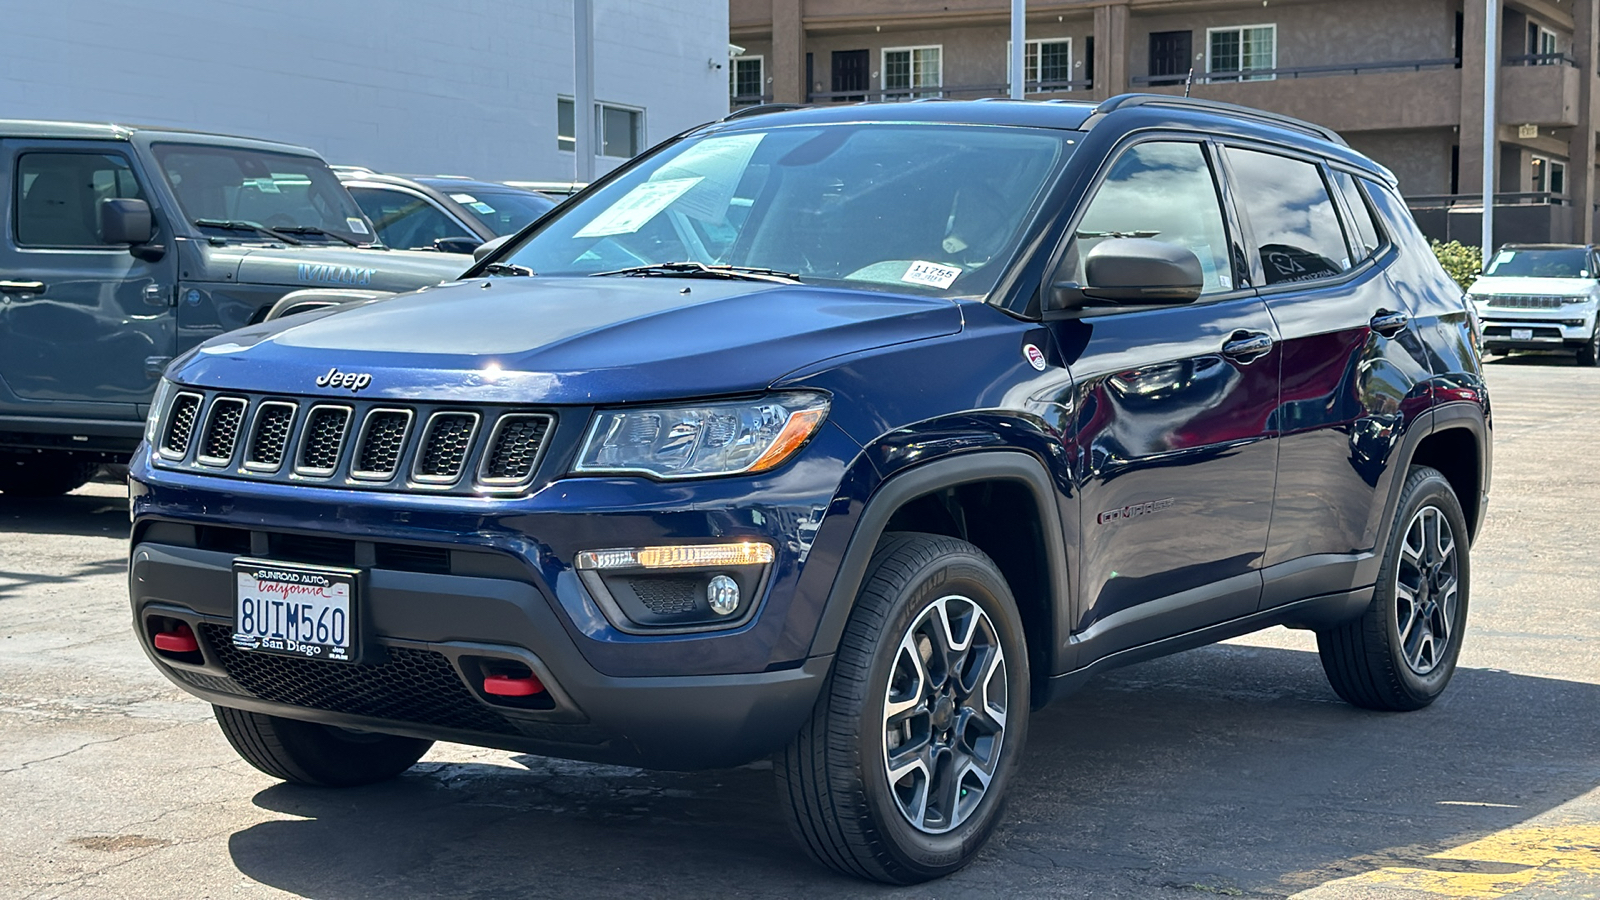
(335, 169), (558, 254)
(0, 121), (470, 497)
(1468, 243), (1600, 364)
(130, 95), (1488, 884)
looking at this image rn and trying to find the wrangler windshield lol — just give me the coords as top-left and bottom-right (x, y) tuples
(502, 123), (1072, 296)
(153, 143), (375, 245)
(1484, 248), (1593, 279)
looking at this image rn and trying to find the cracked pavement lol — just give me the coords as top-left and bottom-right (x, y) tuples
(3, 356), (1600, 898)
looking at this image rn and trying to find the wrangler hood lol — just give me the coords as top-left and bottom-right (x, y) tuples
(168, 277), (963, 404)
(215, 245), (471, 291)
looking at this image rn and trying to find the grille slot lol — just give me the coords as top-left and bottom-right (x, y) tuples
(415, 412), (479, 483)
(352, 409), (412, 480)
(296, 405), (352, 476)
(160, 393), (203, 459)
(196, 397), (248, 466)
(245, 402), (297, 470)
(1487, 295), (1565, 309)
(481, 414), (552, 485)
(374, 543), (451, 574)
(199, 624), (518, 735)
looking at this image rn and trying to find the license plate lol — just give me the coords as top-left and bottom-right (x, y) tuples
(232, 559), (359, 662)
(1512, 328), (1534, 341)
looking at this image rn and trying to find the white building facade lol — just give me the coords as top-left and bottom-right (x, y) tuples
(3, 0), (730, 180)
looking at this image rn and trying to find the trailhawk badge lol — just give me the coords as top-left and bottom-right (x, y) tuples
(315, 367), (372, 392)
(1023, 344), (1047, 371)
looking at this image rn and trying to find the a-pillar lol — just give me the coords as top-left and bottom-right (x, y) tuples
(1569, 0), (1598, 242)
(772, 0), (805, 103)
(1092, 1), (1129, 100)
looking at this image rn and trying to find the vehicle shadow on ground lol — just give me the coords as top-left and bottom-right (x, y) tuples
(1486, 352), (1578, 366)
(224, 643), (1600, 899)
(0, 486), (131, 539)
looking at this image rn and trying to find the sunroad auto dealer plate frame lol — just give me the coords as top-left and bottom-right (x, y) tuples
(232, 559), (361, 663)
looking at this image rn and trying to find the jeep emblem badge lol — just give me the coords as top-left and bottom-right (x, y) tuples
(1024, 344), (1047, 371)
(315, 367), (372, 392)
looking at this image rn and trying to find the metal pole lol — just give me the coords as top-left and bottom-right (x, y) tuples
(1010, 0), (1026, 99)
(574, 0), (596, 183)
(1481, 0), (1498, 263)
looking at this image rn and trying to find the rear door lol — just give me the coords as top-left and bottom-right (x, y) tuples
(0, 140), (176, 414)
(1046, 138), (1281, 658)
(1219, 145), (1434, 607)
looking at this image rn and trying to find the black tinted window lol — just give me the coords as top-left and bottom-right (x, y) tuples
(1226, 148), (1351, 285)
(348, 187), (472, 250)
(1330, 170), (1382, 261)
(16, 152), (145, 247)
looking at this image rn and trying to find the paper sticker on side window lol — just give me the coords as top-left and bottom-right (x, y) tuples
(901, 260), (962, 289)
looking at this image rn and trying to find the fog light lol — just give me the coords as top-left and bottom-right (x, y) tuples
(707, 575), (740, 616)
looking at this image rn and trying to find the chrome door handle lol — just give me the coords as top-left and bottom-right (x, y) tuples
(1370, 310), (1410, 338)
(0, 280), (46, 295)
(1222, 331), (1274, 363)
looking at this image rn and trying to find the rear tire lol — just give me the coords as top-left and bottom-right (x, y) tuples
(1317, 466), (1470, 711)
(776, 532), (1030, 884)
(1577, 329), (1600, 367)
(0, 453), (98, 497)
(213, 705), (433, 787)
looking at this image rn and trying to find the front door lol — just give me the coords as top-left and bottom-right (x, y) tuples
(832, 50), (869, 101)
(1148, 30), (1193, 85)
(0, 140), (175, 414)
(1047, 139), (1280, 658)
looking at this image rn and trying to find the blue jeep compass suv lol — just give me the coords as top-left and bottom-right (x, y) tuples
(129, 95), (1490, 883)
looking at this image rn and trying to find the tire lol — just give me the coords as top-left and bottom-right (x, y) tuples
(1577, 329), (1600, 367)
(776, 532), (1030, 884)
(0, 453), (99, 498)
(1317, 466), (1470, 711)
(213, 705), (433, 787)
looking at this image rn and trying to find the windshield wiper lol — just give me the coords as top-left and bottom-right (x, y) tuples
(592, 261), (801, 284)
(273, 225), (365, 248)
(193, 218), (302, 245)
(483, 262), (536, 277)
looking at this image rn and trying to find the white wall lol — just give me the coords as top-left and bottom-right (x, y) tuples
(1, 0), (729, 181)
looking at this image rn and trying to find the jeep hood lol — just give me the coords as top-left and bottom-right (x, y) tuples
(169, 276), (963, 404)
(1468, 275), (1596, 297)
(224, 245), (471, 291)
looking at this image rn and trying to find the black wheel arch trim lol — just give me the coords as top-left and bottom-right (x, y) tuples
(806, 450), (1072, 684)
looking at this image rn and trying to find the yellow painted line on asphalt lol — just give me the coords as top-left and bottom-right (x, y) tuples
(1294, 824), (1600, 898)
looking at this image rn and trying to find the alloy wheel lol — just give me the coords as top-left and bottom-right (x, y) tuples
(1394, 505), (1460, 675)
(881, 594), (1008, 834)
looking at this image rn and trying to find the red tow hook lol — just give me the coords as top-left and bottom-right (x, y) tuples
(483, 674), (544, 697)
(153, 624), (199, 654)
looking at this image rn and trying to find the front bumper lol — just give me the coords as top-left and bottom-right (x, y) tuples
(1477, 306), (1596, 350)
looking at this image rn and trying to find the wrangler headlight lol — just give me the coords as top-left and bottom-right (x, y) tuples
(145, 378), (174, 445)
(574, 392), (829, 479)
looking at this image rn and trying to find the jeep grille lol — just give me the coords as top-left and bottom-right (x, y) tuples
(160, 393), (203, 458)
(197, 398), (248, 465)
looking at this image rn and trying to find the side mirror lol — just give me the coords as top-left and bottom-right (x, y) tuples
(433, 236), (483, 255)
(100, 198), (154, 245)
(472, 234), (512, 262)
(1049, 238), (1204, 311)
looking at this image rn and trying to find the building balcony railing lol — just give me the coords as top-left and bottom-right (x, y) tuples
(1406, 192), (1570, 209)
(731, 92), (774, 109)
(1501, 52), (1578, 67)
(804, 80), (1092, 103)
(1130, 56), (1461, 86)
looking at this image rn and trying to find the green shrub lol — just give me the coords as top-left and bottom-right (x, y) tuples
(1431, 240), (1483, 292)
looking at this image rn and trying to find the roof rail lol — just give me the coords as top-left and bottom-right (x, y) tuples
(723, 103), (809, 121)
(1085, 93), (1348, 147)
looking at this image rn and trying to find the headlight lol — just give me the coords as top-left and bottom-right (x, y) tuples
(145, 378), (174, 445)
(574, 392), (829, 479)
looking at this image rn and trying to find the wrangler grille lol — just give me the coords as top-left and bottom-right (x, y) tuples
(197, 398), (247, 465)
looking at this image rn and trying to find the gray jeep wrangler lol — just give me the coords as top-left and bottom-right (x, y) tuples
(0, 121), (470, 496)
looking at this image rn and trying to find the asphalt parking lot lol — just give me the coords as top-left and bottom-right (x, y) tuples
(3, 354), (1599, 900)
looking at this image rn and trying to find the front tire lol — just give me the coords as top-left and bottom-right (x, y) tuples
(1317, 466), (1470, 711)
(1577, 328), (1600, 367)
(0, 452), (98, 497)
(777, 533), (1030, 884)
(213, 705), (433, 787)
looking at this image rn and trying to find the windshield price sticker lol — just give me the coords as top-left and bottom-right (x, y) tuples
(345, 217), (370, 235)
(902, 260), (963, 290)
(574, 176), (703, 238)
(232, 561), (357, 662)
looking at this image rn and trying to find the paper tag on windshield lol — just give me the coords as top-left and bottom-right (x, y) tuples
(449, 193), (478, 204)
(902, 260), (962, 289)
(574, 177), (703, 237)
(346, 217), (370, 235)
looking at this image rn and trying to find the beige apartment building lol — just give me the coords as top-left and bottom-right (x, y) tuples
(729, 0), (1597, 245)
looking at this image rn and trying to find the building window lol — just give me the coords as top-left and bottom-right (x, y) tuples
(883, 46), (941, 99)
(730, 55), (764, 103)
(1528, 24), (1559, 63)
(1207, 24), (1275, 82)
(1007, 38), (1074, 91)
(558, 98), (645, 158)
(1532, 156), (1567, 196)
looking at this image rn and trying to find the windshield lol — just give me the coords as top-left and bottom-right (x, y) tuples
(448, 188), (557, 235)
(501, 123), (1072, 296)
(1484, 248), (1593, 279)
(153, 143), (374, 244)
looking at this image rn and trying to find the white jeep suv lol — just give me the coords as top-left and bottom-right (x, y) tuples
(1470, 243), (1600, 365)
